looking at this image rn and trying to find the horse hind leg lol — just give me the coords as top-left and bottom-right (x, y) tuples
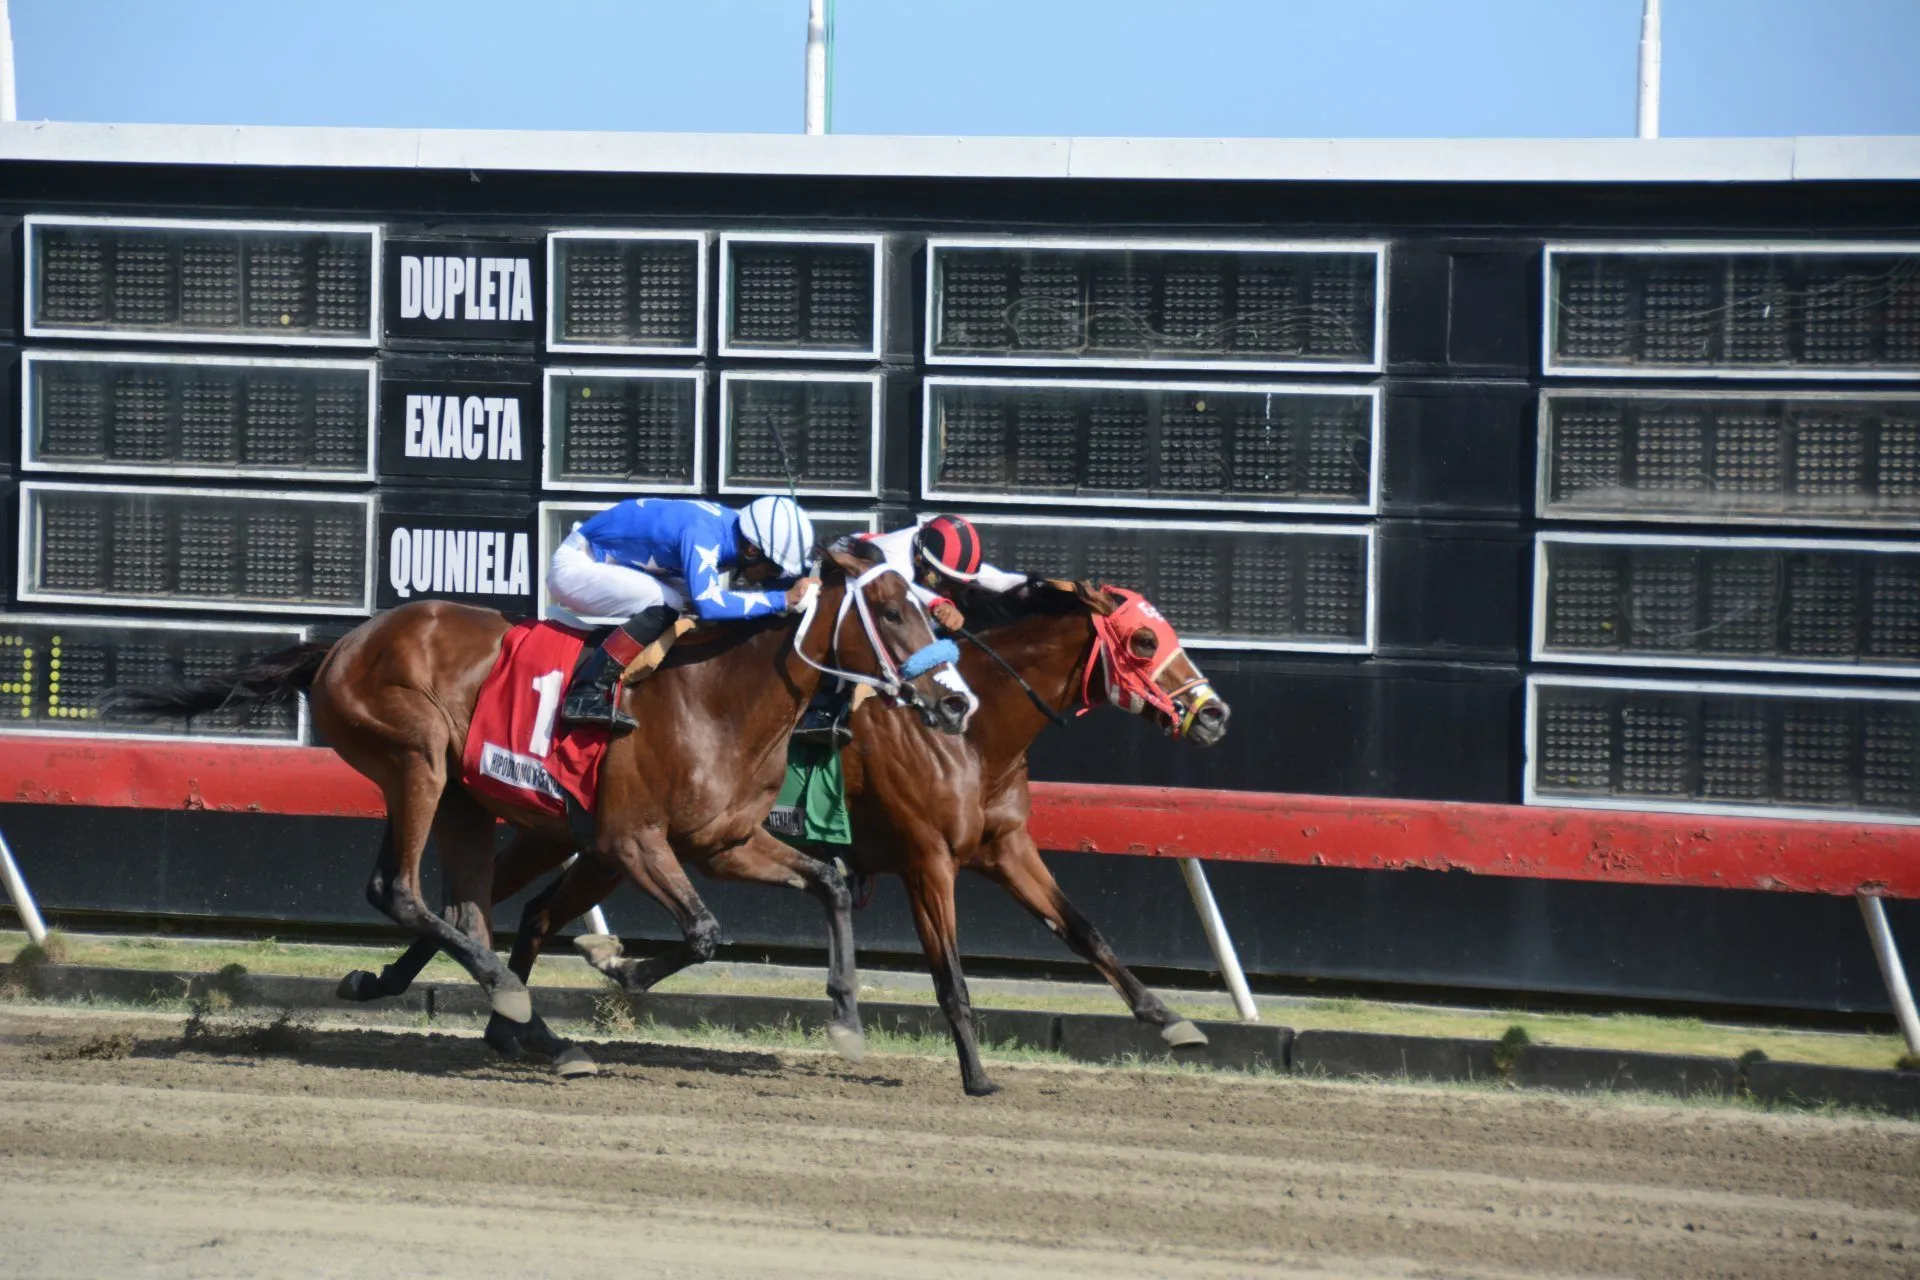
(338, 827), (576, 1004)
(362, 761), (533, 1025)
(977, 824), (1206, 1050)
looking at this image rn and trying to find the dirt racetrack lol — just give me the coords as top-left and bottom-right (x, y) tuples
(1, 1007), (1916, 1279)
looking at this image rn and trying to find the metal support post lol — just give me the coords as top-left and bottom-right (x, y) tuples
(1636, 0), (1662, 139)
(1179, 857), (1258, 1023)
(0, 829), (48, 944)
(1858, 891), (1920, 1059)
(584, 903), (611, 938)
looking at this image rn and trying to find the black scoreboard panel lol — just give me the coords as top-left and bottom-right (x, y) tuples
(0, 614), (305, 742)
(1535, 533), (1920, 678)
(1527, 676), (1920, 825)
(18, 482), (373, 614)
(546, 229), (705, 356)
(719, 370), (880, 498)
(719, 232), (885, 360)
(927, 238), (1384, 371)
(542, 367), (702, 493)
(25, 216), (379, 346)
(1545, 244), (1920, 377)
(965, 514), (1374, 653)
(1539, 388), (1920, 527)
(924, 377), (1377, 514)
(23, 351), (376, 481)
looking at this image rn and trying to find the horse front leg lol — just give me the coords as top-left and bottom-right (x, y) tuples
(706, 827), (865, 1063)
(975, 823), (1206, 1049)
(903, 858), (997, 1097)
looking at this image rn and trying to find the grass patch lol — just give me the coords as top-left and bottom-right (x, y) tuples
(11, 930), (72, 968)
(3, 927), (1911, 1072)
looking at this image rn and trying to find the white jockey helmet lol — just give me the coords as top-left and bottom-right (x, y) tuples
(737, 496), (814, 580)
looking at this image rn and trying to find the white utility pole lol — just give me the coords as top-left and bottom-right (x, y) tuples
(804, 0), (829, 135)
(1, 0), (19, 122)
(1636, 0), (1662, 139)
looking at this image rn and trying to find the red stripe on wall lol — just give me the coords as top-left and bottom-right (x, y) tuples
(2, 739), (1915, 897)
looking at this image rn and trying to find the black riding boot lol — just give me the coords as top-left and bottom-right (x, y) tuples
(559, 604), (677, 733)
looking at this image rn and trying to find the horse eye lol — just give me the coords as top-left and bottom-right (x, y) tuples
(883, 607), (903, 624)
(1130, 627), (1158, 658)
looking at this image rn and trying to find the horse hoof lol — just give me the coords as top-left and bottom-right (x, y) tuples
(825, 1024), (867, 1065)
(483, 1017), (527, 1060)
(965, 1078), (1004, 1098)
(555, 1046), (599, 1079)
(1162, 1019), (1209, 1050)
(490, 985), (533, 1025)
(336, 971), (382, 1002)
(573, 933), (625, 969)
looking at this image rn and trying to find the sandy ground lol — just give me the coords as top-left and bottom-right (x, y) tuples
(0, 1006), (1916, 1279)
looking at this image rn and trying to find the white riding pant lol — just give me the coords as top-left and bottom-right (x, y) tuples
(546, 531), (689, 624)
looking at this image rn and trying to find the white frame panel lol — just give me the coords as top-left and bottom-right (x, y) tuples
(718, 369), (884, 500)
(1541, 240), (1920, 381)
(536, 498), (878, 624)
(1531, 530), (1920, 679)
(1523, 672), (1920, 826)
(948, 512), (1378, 654)
(718, 231), (886, 362)
(543, 228), (709, 356)
(20, 349), (379, 483)
(921, 375), (1382, 515)
(0, 612), (313, 746)
(924, 235), (1388, 374)
(23, 214), (383, 347)
(540, 365), (706, 495)
(1535, 385), (1920, 528)
(16, 481), (378, 617)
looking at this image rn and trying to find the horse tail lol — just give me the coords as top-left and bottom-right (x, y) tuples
(102, 640), (333, 723)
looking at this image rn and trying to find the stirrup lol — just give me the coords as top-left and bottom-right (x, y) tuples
(560, 681), (636, 733)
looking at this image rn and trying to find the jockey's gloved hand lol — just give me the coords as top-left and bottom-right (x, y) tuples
(785, 577), (822, 610)
(932, 601), (966, 632)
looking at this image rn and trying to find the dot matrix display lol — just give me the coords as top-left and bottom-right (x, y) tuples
(1548, 249), (1920, 374)
(551, 235), (702, 351)
(26, 356), (373, 478)
(1531, 680), (1920, 821)
(970, 521), (1370, 650)
(0, 621), (303, 741)
(29, 220), (375, 342)
(927, 382), (1373, 511)
(23, 487), (370, 613)
(931, 243), (1380, 368)
(545, 373), (700, 490)
(723, 377), (876, 495)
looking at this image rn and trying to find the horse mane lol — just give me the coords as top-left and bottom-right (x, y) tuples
(966, 578), (1119, 632)
(820, 534), (883, 570)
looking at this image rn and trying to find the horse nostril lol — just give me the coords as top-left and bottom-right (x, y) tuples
(1200, 703), (1227, 723)
(939, 694), (971, 724)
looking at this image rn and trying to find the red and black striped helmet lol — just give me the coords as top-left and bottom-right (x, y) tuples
(914, 514), (983, 582)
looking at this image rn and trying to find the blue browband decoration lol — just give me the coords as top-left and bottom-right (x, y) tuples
(899, 638), (961, 680)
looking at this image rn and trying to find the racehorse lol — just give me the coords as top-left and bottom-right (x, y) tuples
(350, 579), (1228, 1094)
(110, 539), (973, 1070)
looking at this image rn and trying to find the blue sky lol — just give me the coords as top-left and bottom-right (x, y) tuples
(11, 0), (1919, 138)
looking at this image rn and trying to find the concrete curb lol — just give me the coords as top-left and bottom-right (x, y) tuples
(9, 963), (1918, 1115)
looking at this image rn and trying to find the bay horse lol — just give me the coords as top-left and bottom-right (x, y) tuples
(112, 539), (973, 1070)
(355, 579), (1229, 1094)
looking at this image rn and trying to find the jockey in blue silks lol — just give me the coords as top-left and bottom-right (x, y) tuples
(546, 495), (816, 732)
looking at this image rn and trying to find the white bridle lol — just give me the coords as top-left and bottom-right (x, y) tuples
(792, 561), (978, 723)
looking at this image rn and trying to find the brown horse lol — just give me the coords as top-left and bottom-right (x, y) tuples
(362, 579), (1229, 1094)
(113, 539), (973, 1069)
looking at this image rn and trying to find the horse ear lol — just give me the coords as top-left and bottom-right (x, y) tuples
(823, 543), (867, 579)
(1073, 580), (1120, 616)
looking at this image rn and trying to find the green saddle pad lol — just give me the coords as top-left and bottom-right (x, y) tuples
(765, 739), (851, 846)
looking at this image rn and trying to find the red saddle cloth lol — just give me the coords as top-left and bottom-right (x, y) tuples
(461, 619), (610, 820)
